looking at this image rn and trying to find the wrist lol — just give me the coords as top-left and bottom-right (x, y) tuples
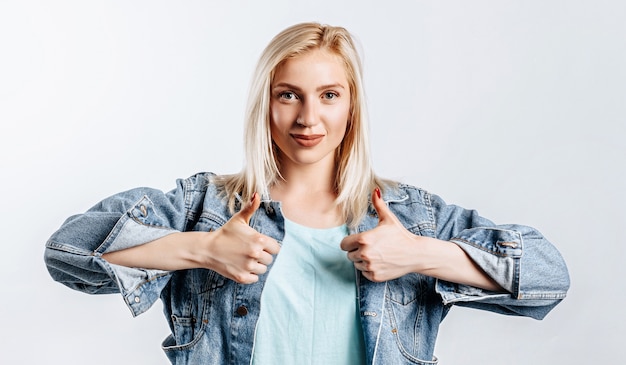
(183, 231), (215, 269)
(411, 236), (445, 275)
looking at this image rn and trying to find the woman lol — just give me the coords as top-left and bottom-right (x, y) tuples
(45, 22), (569, 364)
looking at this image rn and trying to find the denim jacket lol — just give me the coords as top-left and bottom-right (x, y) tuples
(45, 172), (569, 365)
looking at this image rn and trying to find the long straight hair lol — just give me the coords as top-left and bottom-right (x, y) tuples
(214, 22), (389, 227)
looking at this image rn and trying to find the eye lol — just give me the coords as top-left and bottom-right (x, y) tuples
(323, 92), (338, 100)
(278, 91), (297, 100)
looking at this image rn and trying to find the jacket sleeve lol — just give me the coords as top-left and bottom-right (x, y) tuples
(44, 174), (206, 317)
(428, 192), (570, 320)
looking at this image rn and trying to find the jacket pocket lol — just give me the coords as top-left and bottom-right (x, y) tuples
(386, 274), (441, 364)
(161, 275), (229, 364)
(168, 314), (204, 349)
(162, 308), (210, 361)
(162, 270), (218, 351)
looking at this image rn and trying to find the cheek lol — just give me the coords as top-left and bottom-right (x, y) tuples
(269, 106), (282, 136)
(269, 121), (283, 149)
(330, 104), (350, 133)
(269, 104), (278, 126)
(269, 106), (287, 146)
(270, 104), (294, 129)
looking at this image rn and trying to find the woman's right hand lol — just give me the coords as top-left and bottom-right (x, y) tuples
(103, 193), (280, 284)
(198, 193), (281, 284)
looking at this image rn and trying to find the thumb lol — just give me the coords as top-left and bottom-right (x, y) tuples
(372, 187), (394, 224)
(237, 192), (261, 224)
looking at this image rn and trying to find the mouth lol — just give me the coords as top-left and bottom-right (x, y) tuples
(291, 134), (324, 147)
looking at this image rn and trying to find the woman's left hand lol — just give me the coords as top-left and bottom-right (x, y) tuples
(340, 188), (424, 282)
(341, 188), (504, 291)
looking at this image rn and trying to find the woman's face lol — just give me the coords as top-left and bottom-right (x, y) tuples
(270, 49), (351, 171)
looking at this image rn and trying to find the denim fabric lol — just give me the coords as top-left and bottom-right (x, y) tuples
(45, 172), (569, 365)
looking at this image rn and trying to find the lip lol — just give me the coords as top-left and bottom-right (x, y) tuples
(291, 134), (324, 147)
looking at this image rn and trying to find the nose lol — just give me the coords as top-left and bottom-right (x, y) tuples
(296, 99), (319, 127)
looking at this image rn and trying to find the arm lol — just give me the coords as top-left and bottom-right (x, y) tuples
(430, 190), (570, 319)
(44, 176), (198, 316)
(341, 187), (570, 319)
(341, 188), (503, 291)
(102, 193), (280, 284)
(403, 236), (504, 292)
(45, 174), (279, 316)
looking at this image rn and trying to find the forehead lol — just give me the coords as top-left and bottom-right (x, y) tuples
(272, 49), (348, 86)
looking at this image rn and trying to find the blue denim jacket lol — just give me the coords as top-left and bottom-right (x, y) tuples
(45, 172), (569, 365)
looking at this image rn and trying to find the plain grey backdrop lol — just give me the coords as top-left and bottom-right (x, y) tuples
(1, 0), (624, 363)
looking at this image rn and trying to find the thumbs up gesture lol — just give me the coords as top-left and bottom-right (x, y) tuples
(204, 193), (281, 284)
(340, 188), (423, 282)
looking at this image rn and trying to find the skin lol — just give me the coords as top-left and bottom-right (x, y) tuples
(103, 193), (280, 284)
(268, 49), (350, 228)
(341, 187), (501, 288)
(269, 49), (350, 170)
(104, 48), (503, 291)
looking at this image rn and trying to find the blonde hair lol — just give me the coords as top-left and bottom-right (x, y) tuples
(214, 22), (389, 227)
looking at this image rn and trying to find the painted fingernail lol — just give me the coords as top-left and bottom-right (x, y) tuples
(375, 187), (381, 199)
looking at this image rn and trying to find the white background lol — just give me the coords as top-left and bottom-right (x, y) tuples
(1, 1), (624, 364)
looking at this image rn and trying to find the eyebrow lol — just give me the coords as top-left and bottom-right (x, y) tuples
(272, 82), (346, 92)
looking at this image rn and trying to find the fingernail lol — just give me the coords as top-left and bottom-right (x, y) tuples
(250, 192), (257, 203)
(375, 187), (381, 199)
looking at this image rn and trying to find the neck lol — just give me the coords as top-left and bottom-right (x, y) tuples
(275, 158), (337, 195)
(269, 156), (344, 228)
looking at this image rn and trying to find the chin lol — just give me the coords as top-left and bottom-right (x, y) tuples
(283, 151), (335, 167)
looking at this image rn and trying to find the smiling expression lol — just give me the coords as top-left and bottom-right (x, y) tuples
(270, 49), (351, 171)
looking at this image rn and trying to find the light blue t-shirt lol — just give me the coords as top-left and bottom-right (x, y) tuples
(251, 218), (366, 365)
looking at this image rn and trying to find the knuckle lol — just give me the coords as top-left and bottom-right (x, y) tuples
(368, 272), (384, 282)
(251, 232), (264, 242)
(363, 262), (374, 272)
(243, 239), (262, 254)
(250, 233), (267, 248)
(248, 249), (261, 260)
(359, 232), (374, 245)
(233, 272), (257, 284)
(360, 251), (371, 262)
(243, 261), (256, 271)
(242, 277), (257, 284)
(232, 273), (247, 283)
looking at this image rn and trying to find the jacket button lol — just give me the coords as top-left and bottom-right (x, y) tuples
(236, 305), (248, 316)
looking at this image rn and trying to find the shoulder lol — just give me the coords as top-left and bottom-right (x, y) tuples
(381, 181), (434, 207)
(379, 182), (437, 234)
(181, 172), (235, 222)
(178, 171), (231, 200)
(178, 171), (215, 191)
(179, 172), (228, 199)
